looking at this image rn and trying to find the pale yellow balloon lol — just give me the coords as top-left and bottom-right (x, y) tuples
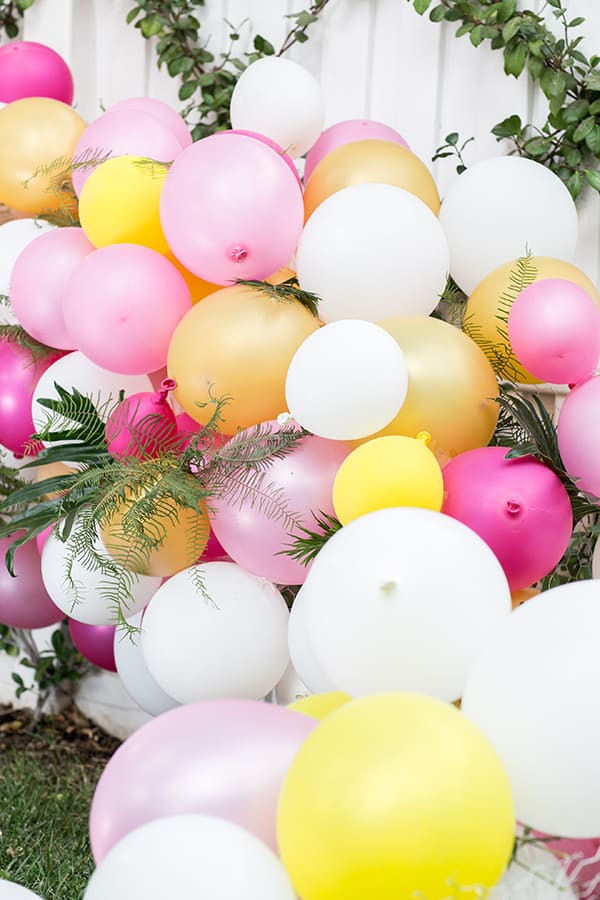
(464, 256), (600, 384)
(303, 140), (441, 220)
(289, 691), (352, 720)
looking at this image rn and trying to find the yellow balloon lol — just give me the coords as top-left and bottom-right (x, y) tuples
(278, 693), (514, 900)
(464, 256), (600, 384)
(0, 98), (86, 216)
(333, 434), (443, 525)
(289, 692), (352, 720)
(79, 155), (169, 252)
(366, 316), (499, 465)
(167, 284), (320, 432)
(303, 140), (440, 220)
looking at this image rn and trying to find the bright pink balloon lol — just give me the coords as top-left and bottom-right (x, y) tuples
(508, 279), (600, 385)
(210, 425), (350, 584)
(62, 244), (192, 375)
(223, 129), (302, 188)
(442, 446), (572, 590)
(0, 533), (64, 628)
(304, 119), (410, 182)
(89, 698), (317, 861)
(72, 109), (184, 195)
(11, 228), (94, 350)
(558, 377), (600, 499)
(199, 529), (229, 563)
(68, 619), (117, 671)
(0, 41), (73, 104)
(105, 379), (177, 459)
(108, 97), (192, 149)
(0, 339), (62, 454)
(160, 133), (304, 285)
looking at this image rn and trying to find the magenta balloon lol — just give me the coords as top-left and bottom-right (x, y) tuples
(11, 228), (94, 350)
(0, 339), (62, 454)
(304, 119), (410, 182)
(35, 525), (53, 557)
(72, 109), (184, 195)
(108, 97), (192, 149)
(223, 129), (302, 188)
(0, 41), (74, 104)
(0, 534), (64, 628)
(199, 529), (229, 563)
(442, 446), (572, 590)
(68, 619), (117, 671)
(508, 279), (600, 385)
(89, 698), (316, 861)
(160, 133), (304, 285)
(558, 377), (600, 498)
(210, 427), (350, 584)
(61, 244), (192, 375)
(105, 385), (177, 459)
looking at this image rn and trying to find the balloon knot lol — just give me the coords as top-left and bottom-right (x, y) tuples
(506, 500), (521, 516)
(155, 378), (177, 404)
(416, 431), (432, 446)
(380, 580), (397, 594)
(229, 245), (248, 263)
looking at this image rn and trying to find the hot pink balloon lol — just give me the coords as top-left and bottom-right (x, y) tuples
(10, 228), (94, 350)
(199, 529), (229, 563)
(68, 619), (117, 671)
(105, 379), (177, 459)
(508, 278), (600, 385)
(304, 119), (410, 182)
(558, 377), (600, 499)
(72, 109), (184, 195)
(108, 97), (192, 149)
(61, 244), (192, 375)
(0, 533), (64, 628)
(223, 129), (302, 188)
(210, 425), (350, 584)
(0, 41), (74, 104)
(160, 132), (304, 285)
(0, 339), (62, 454)
(442, 446), (572, 590)
(89, 698), (317, 861)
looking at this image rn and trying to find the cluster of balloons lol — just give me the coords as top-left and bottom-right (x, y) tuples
(1, 37), (600, 900)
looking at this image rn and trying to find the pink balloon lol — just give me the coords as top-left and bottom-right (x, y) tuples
(0, 41), (74, 104)
(160, 133), (304, 285)
(68, 619), (117, 671)
(89, 698), (317, 861)
(105, 379), (177, 459)
(304, 119), (410, 182)
(199, 529), (229, 563)
(210, 425), (350, 584)
(62, 244), (192, 375)
(508, 279), (600, 385)
(10, 228), (94, 350)
(0, 534), (64, 628)
(108, 97), (192, 149)
(72, 109), (184, 195)
(558, 377), (600, 498)
(223, 129), (302, 188)
(0, 339), (62, 454)
(442, 446), (572, 590)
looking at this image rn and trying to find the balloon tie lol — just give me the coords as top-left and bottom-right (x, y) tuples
(380, 580), (397, 595)
(506, 500), (521, 516)
(416, 431), (432, 446)
(229, 245), (248, 263)
(155, 378), (177, 404)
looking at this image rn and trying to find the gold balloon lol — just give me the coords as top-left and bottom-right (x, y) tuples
(36, 462), (75, 499)
(0, 98), (86, 216)
(303, 140), (441, 220)
(364, 316), (499, 464)
(167, 284), (320, 432)
(464, 256), (600, 384)
(511, 586), (540, 609)
(164, 252), (220, 305)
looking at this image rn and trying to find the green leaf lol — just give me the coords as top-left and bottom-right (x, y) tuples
(455, 22), (473, 37)
(568, 16), (585, 27)
(585, 169), (600, 192)
(140, 14), (163, 38)
(567, 170), (583, 200)
(527, 56), (544, 80)
(470, 24), (484, 46)
(445, 132), (459, 145)
(565, 146), (583, 167)
(585, 72), (600, 91)
(429, 5), (446, 23)
(502, 17), (521, 43)
(253, 34), (275, 55)
(523, 136), (552, 157)
(126, 6), (141, 25)
(572, 116), (596, 142)
(497, 0), (517, 23)
(414, 0), (433, 13)
(541, 68), (567, 98)
(491, 114), (522, 138)
(504, 40), (527, 78)
(563, 98), (590, 124)
(589, 99), (600, 115)
(179, 80), (198, 101)
(586, 124), (600, 155)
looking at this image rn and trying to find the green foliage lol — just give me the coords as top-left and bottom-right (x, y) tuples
(282, 510), (342, 566)
(8, 623), (89, 708)
(432, 131), (475, 174)
(0, 0), (34, 39)
(235, 277), (322, 318)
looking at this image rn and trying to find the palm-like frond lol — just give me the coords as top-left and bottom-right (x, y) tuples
(281, 510), (342, 566)
(235, 277), (321, 318)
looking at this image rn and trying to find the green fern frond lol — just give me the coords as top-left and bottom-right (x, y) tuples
(280, 510), (342, 565)
(131, 157), (173, 178)
(211, 468), (302, 534)
(235, 277), (321, 318)
(207, 421), (309, 473)
(0, 324), (57, 361)
(495, 250), (537, 338)
(34, 383), (113, 447)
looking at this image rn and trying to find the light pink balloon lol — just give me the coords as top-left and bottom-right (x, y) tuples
(210, 425), (350, 584)
(508, 278), (600, 385)
(558, 377), (600, 499)
(0, 533), (64, 629)
(108, 97), (192, 149)
(62, 244), (192, 375)
(0, 339), (62, 454)
(160, 133), (304, 285)
(89, 698), (317, 861)
(10, 228), (94, 349)
(304, 119), (410, 182)
(72, 109), (184, 195)
(223, 129), (302, 188)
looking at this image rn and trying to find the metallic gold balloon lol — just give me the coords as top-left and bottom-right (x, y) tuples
(303, 140), (441, 220)
(464, 256), (600, 384)
(365, 316), (499, 464)
(0, 98), (86, 216)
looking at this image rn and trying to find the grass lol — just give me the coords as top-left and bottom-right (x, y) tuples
(0, 705), (120, 900)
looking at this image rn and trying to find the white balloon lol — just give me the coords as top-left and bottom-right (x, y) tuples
(141, 562), (290, 703)
(439, 156), (578, 295)
(296, 183), (449, 321)
(0, 881), (45, 899)
(285, 320), (408, 440)
(463, 580), (600, 837)
(274, 661), (310, 706)
(300, 508), (511, 701)
(83, 814), (296, 900)
(490, 843), (576, 899)
(113, 611), (179, 716)
(0, 218), (55, 300)
(230, 57), (323, 159)
(41, 530), (161, 626)
(288, 593), (336, 695)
